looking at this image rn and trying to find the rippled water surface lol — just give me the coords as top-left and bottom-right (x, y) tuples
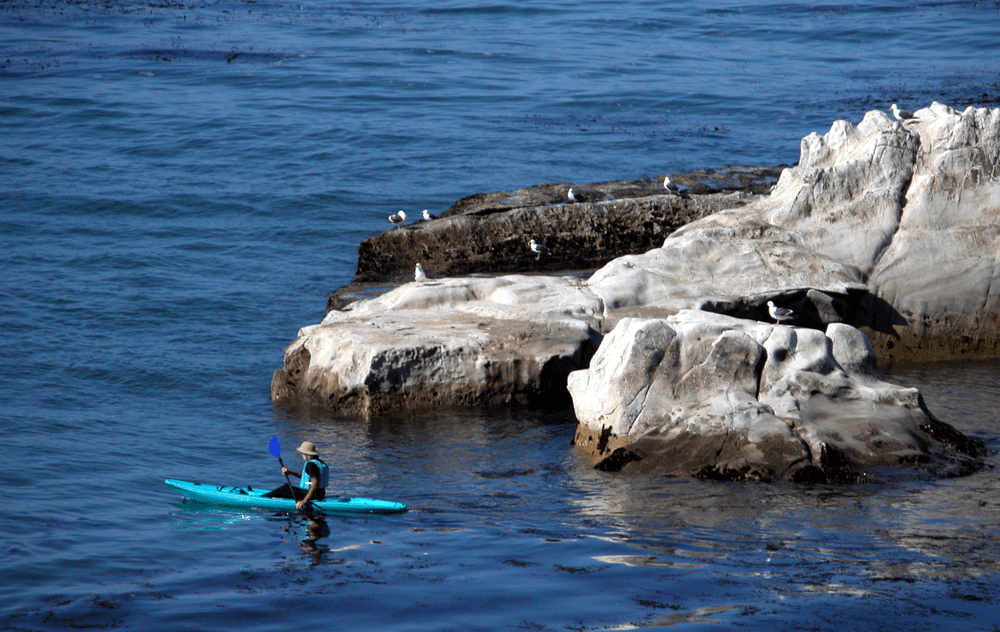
(3, 0), (1000, 629)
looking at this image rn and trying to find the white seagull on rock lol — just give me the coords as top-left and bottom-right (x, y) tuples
(414, 263), (427, 284)
(890, 103), (917, 122)
(530, 239), (552, 258)
(767, 301), (794, 324)
(389, 210), (407, 225)
(421, 209), (436, 221)
(664, 176), (681, 195)
(567, 188), (577, 203)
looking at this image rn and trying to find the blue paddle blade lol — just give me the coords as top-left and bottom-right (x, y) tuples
(268, 436), (281, 459)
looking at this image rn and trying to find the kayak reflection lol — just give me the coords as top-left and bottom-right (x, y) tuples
(297, 513), (331, 566)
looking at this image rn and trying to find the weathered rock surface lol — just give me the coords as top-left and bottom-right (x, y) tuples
(272, 275), (603, 415)
(346, 167), (784, 288)
(587, 213), (868, 323)
(273, 103), (999, 481)
(585, 103), (1000, 363)
(863, 104), (1000, 360)
(568, 310), (984, 482)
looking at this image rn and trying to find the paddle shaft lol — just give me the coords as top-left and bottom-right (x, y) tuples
(278, 456), (294, 492)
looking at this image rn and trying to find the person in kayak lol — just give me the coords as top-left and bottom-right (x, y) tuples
(264, 440), (329, 509)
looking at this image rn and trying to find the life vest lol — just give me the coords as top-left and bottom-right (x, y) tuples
(299, 459), (329, 490)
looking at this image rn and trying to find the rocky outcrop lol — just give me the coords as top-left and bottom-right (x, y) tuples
(558, 103), (998, 478)
(862, 104), (1000, 360)
(568, 310), (984, 482)
(272, 275), (603, 415)
(582, 103), (1000, 363)
(273, 103), (999, 481)
(759, 103), (1000, 360)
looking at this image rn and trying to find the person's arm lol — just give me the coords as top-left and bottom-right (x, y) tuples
(296, 478), (317, 509)
(281, 466), (302, 478)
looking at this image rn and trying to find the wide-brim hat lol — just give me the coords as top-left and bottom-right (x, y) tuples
(296, 441), (319, 456)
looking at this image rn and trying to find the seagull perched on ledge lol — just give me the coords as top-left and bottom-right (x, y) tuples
(388, 210), (407, 225)
(421, 209), (436, 221)
(890, 103), (917, 122)
(767, 301), (794, 324)
(414, 263), (427, 284)
(664, 175), (681, 195)
(530, 239), (552, 258)
(567, 188), (578, 204)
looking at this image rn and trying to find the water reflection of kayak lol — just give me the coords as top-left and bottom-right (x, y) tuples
(164, 479), (407, 514)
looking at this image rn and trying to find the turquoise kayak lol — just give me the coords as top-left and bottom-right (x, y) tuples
(164, 479), (407, 514)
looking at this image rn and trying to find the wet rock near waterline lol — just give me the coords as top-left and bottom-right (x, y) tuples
(568, 310), (985, 482)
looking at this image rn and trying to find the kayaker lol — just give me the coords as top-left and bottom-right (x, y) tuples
(264, 440), (329, 510)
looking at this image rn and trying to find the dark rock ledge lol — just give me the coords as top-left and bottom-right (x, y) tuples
(329, 166), (785, 309)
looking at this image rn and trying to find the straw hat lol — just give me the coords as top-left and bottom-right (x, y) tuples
(296, 441), (319, 456)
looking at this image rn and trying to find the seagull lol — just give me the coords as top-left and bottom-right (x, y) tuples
(890, 104), (917, 122)
(421, 209), (436, 221)
(767, 301), (794, 324)
(567, 188), (577, 203)
(530, 239), (552, 258)
(388, 210), (407, 225)
(414, 263), (427, 284)
(664, 176), (681, 195)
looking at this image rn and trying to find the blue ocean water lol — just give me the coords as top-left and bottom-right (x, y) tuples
(3, 0), (1000, 629)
